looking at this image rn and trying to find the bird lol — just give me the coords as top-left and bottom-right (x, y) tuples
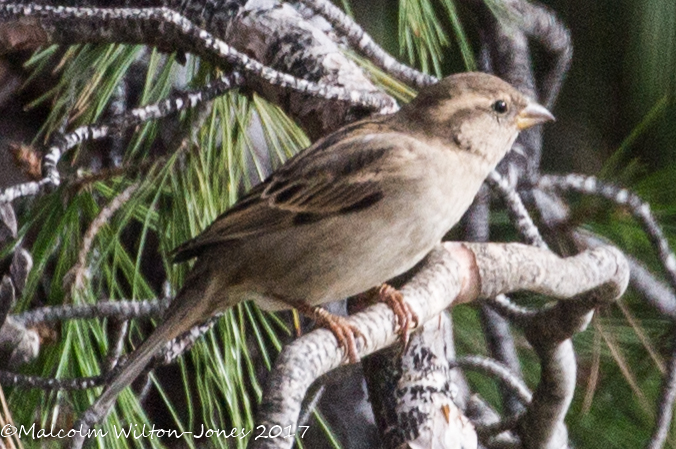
(84, 72), (554, 423)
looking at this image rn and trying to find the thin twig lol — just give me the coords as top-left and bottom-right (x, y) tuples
(485, 294), (537, 324)
(0, 4), (396, 113)
(297, 0), (435, 88)
(475, 412), (524, 438)
(0, 384), (22, 449)
(157, 315), (221, 366)
(104, 320), (129, 373)
(451, 355), (532, 404)
(487, 171), (548, 250)
(0, 370), (109, 390)
(0, 72), (245, 204)
(13, 298), (170, 326)
(647, 342), (676, 449)
(539, 174), (676, 292)
(3, 308), (219, 390)
(501, 0), (572, 108)
(66, 183), (140, 294)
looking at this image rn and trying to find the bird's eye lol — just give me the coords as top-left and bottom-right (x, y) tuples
(492, 100), (508, 114)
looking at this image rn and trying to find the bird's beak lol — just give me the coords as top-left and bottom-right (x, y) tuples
(516, 102), (555, 130)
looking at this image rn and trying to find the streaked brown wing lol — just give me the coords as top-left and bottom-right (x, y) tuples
(171, 122), (400, 263)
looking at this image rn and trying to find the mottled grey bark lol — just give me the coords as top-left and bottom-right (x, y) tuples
(0, 0), (397, 139)
(253, 242), (629, 449)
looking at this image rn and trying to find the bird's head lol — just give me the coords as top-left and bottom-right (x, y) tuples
(397, 72), (554, 164)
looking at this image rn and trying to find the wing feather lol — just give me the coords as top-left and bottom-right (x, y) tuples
(171, 120), (408, 262)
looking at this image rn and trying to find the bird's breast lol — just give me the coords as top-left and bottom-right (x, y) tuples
(246, 145), (493, 309)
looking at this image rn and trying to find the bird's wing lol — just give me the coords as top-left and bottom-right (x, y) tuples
(171, 121), (412, 262)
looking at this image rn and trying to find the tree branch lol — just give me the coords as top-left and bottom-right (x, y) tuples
(295, 0), (435, 88)
(12, 298), (170, 326)
(539, 173), (676, 449)
(0, 71), (245, 204)
(0, 0), (397, 138)
(251, 242), (629, 449)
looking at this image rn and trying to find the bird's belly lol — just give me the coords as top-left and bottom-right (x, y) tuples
(246, 189), (467, 310)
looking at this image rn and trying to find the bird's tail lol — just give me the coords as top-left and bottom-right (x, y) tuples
(84, 284), (211, 425)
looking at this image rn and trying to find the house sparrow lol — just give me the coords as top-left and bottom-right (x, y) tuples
(85, 72), (554, 422)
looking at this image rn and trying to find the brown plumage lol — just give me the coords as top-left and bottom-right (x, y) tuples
(86, 72), (554, 421)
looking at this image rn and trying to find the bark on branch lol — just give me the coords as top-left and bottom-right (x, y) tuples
(252, 242), (629, 449)
(0, 0), (397, 139)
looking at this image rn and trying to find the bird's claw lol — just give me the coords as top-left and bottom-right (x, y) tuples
(313, 309), (364, 363)
(287, 299), (364, 363)
(378, 284), (419, 349)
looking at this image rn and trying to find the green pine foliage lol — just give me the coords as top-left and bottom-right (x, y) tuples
(3, 0), (675, 448)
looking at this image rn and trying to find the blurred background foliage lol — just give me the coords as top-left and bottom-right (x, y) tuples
(0, 0), (674, 448)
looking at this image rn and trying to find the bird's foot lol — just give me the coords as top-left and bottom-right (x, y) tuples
(313, 308), (364, 363)
(288, 300), (364, 363)
(377, 284), (419, 349)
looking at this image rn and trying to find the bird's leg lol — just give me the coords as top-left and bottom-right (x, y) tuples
(284, 299), (364, 363)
